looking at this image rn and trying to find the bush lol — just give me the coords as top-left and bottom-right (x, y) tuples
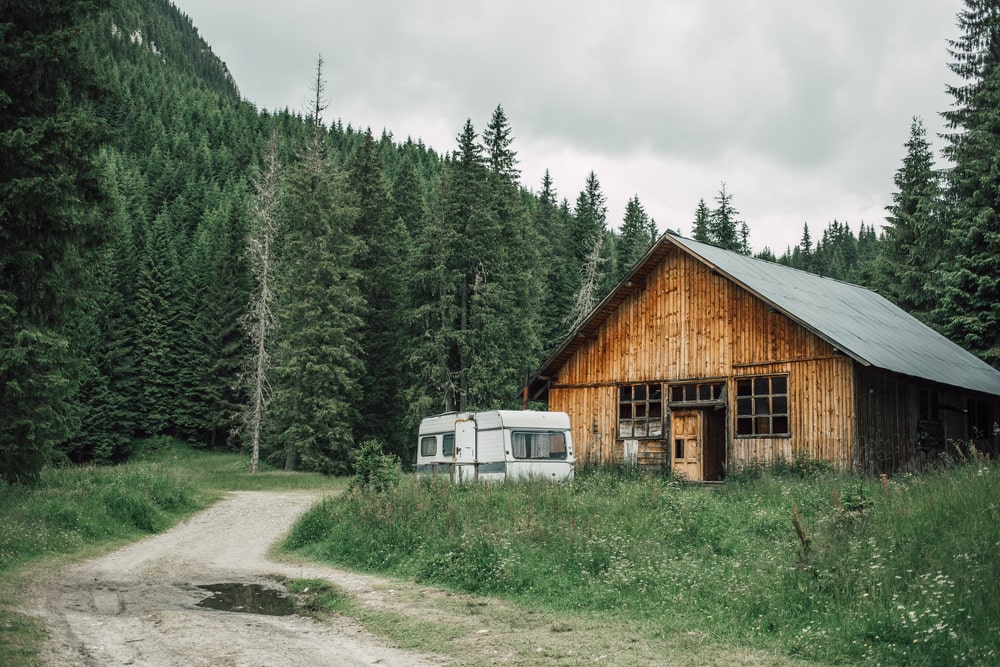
(349, 440), (400, 493)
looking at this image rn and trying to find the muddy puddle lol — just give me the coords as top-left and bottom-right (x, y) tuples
(196, 583), (296, 616)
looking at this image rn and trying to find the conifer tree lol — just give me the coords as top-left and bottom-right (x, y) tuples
(570, 172), (614, 295)
(797, 223), (814, 271)
(483, 104), (520, 183)
(935, 0), (1000, 366)
(350, 128), (411, 460)
(134, 209), (184, 436)
(708, 183), (744, 253)
(619, 195), (657, 273)
(876, 117), (942, 321)
(536, 171), (576, 350)
(0, 0), (110, 482)
(692, 198), (712, 243)
(268, 58), (365, 473)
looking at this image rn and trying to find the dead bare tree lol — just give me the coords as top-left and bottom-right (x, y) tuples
(566, 233), (607, 331)
(243, 129), (281, 474)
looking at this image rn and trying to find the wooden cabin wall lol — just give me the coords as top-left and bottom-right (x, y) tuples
(549, 249), (856, 470)
(730, 358), (853, 470)
(853, 367), (915, 474)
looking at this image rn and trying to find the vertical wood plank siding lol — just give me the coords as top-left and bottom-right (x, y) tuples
(854, 366), (1000, 473)
(548, 249), (857, 471)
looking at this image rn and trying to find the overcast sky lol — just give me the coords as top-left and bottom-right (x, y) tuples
(169, 0), (964, 254)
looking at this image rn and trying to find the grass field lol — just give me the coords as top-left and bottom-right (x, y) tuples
(3, 441), (997, 665)
(284, 456), (1000, 666)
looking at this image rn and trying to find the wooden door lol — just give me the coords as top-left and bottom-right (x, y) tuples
(671, 410), (702, 481)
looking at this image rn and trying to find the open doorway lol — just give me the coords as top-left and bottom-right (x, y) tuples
(670, 407), (727, 481)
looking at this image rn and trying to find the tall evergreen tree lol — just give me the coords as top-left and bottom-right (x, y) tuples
(483, 104), (519, 183)
(350, 128), (411, 460)
(876, 117), (942, 321)
(536, 171), (576, 350)
(134, 209), (185, 436)
(268, 59), (365, 473)
(692, 198), (712, 243)
(618, 195), (657, 273)
(0, 0), (110, 482)
(708, 183), (744, 253)
(936, 0), (1000, 366)
(570, 172), (614, 295)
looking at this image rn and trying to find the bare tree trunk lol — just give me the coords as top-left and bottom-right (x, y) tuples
(244, 129), (281, 474)
(567, 234), (606, 331)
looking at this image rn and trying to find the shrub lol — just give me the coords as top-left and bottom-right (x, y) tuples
(349, 440), (400, 493)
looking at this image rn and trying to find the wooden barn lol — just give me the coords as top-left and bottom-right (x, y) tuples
(527, 233), (1000, 478)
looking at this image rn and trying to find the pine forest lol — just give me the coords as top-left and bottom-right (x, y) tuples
(2, 0), (1000, 483)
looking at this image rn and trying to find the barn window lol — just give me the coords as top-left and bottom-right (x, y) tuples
(668, 381), (725, 404)
(511, 431), (568, 460)
(420, 436), (437, 457)
(735, 375), (789, 437)
(618, 383), (663, 439)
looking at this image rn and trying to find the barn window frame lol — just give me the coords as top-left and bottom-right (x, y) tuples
(668, 380), (726, 406)
(735, 374), (790, 438)
(618, 382), (664, 439)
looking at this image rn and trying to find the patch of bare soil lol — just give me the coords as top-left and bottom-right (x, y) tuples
(24, 491), (443, 666)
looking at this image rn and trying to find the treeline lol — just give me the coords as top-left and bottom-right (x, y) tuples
(1, 0), (658, 481)
(3, 0), (998, 484)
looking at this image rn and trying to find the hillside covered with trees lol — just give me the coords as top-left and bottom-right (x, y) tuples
(2, 0), (998, 483)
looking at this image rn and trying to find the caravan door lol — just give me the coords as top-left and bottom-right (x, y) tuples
(453, 418), (477, 482)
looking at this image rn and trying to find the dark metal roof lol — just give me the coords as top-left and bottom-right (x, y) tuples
(530, 232), (1000, 398)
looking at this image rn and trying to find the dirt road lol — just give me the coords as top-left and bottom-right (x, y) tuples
(27, 491), (443, 666)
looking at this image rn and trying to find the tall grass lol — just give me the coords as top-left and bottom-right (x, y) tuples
(0, 463), (201, 575)
(284, 459), (1000, 665)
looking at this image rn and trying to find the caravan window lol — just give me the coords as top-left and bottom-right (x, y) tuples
(511, 431), (568, 460)
(420, 436), (437, 457)
(442, 434), (455, 456)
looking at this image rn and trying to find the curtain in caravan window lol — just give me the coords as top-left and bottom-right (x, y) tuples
(534, 433), (550, 458)
(512, 432), (528, 458)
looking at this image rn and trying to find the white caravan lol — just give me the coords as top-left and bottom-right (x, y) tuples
(416, 410), (575, 482)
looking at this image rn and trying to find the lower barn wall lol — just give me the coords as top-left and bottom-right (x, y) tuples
(855, 366), (1000, 473)
(549, 354), (856, 474)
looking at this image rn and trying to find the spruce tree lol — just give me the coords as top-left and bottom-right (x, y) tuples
(936, 0), (1000, 366)
(536, 171), (576, 350)
(483, 104), (519, 183)
(268, 60), (365, 473)
(692, 198), (712, 242)
(134, 209), (185, 436)
(570, 172), (613, 295)
(876, 117), (942, 321)
(350, 128), (411, 460)
(619, 195), (657, 273)
(708, 183), (744, 252)
(0, 0), (110, 482)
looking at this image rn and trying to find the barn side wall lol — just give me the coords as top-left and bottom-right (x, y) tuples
(854, 366), (1000, 473)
